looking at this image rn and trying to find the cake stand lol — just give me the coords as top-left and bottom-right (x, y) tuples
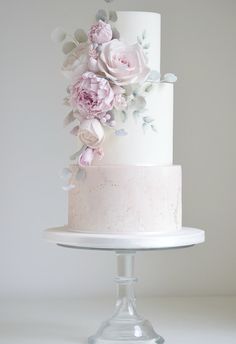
(44, 227), (204, 344)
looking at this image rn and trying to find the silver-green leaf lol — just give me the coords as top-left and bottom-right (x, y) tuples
(112, 27), (120, 39)
(121, 110), (127, 123)
(70, 125), (80, 136)
(70, 146), (86, 160)
(51, 27), (67, 43)
(60, 167), (72, 180)
(143, 43), (150, 49)
(142, 122), (148, 134)
(62, 184), (75, 191)
(137, 36), (142, 45)
(148, 70), (161, 82)
(135, 96), (146, 109)
(62, 41), (76, 54)
(163, 73), (178, 83)
(74, 28), (88, 43)
(63, 111), (75, 127)
(144, 84), (153, 93)
(76, 168), (86, 181)
(143, 116), (155, 123)
(109, 10), (118, 22)
(151, 125), (158, 133)
(96, 9), (107, 22)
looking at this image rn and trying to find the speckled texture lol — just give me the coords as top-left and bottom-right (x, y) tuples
(68, 165), (182, 234)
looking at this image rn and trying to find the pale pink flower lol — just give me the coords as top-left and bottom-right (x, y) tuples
(79, 146), (104, 167)
(78, 119), (104, 148)
(88, 20), (112, 44)
(113, 94), (127, 110)
(112, 85), (127, 110)
(79, 147), (94, 166)
(94, 147), (104, 160)
(98, 39), (150, 86)
(69, 72), (114, 119)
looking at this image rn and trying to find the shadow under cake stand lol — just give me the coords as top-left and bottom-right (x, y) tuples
(44, 227), (205, 344)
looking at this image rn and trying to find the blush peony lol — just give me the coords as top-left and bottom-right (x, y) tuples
(69, 72), (114, 119)
(88, 20), (112, 44)
(98, 39), (150, 86)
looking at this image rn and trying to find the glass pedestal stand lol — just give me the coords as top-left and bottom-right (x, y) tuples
(88, 250), (164, 344)
(44, 226), (205, 343)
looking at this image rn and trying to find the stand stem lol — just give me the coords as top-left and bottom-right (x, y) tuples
(114, 251), (138, 319)
(88, 250), (164, 343)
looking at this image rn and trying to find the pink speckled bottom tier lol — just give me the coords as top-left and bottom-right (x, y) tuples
(68, 165), (182, 234)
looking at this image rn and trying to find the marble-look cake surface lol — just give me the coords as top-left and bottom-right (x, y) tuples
(68, 165), (182, 234)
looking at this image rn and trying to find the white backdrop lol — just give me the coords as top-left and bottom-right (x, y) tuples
(0, 0), (235, 297)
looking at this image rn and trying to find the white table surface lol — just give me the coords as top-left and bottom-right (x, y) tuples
(0, 297), (235, 344)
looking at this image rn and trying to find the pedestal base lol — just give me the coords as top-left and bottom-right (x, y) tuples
(88, 318), (164, 344)
(88, 251), (165, 344)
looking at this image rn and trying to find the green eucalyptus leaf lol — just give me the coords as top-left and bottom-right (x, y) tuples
(62, 184), (75, 191)
(143, 116), (155, 123)
(135, 96), (146, 109)
(51, 27), (67, 43)
(62, 41), (76, 54)
(112, 27), (120, 39)
(148, 70), (161, 82)
(142, 122), (148, 134)
(121, 110), (127, 123)
(144, 84), (153, 93)
(74, 28), (88, 43)
(60, 167), (72, 180)
(137, 36), (142, 45)
(63, 111), (75, 127)
(151, 125), (158, 133)
(96, 9), (107, 22)
(143, 43), (150, 49)
(70, 125), (80, 136)
(76, 168), (86, 181)
(133, 110), (141, 123)
(70, 146), (86, 160)
(109, 10), (118, 22)
(163, 73), (178, 83)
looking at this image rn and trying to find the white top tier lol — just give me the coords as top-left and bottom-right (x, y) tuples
(116, 11), (161, 72)
(94, 11), (173, 166)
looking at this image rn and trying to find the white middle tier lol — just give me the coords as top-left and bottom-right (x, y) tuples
(95, 83), (173, 165)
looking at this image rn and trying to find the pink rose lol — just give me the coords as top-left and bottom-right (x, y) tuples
(88, 20), (112, 44)
(61, 43), (89, 79)
(69, 72), (114, 119)
(98, 39), (150, 86)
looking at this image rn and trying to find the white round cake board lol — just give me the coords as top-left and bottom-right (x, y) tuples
(44, 227), (205, 250)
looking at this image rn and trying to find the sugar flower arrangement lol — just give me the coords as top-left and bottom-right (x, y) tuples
(52, 0), (177, 177)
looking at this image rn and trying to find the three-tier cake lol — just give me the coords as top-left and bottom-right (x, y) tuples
(52, 7), (181, 235)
